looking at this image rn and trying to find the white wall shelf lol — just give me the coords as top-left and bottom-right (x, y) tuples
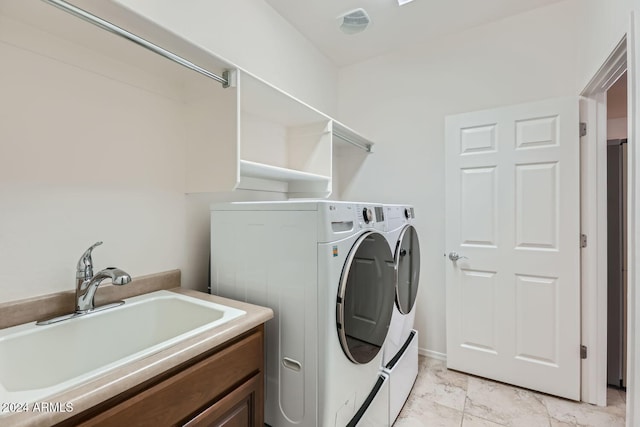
(231, 70), (334, 197)
(239, 160), (331, 183)
(238, 160), (331, 197)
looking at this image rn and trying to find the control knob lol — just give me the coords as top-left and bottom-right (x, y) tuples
(362, 208), (373, 224)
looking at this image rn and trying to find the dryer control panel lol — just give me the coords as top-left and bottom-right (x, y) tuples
(385, 204), (415, 232)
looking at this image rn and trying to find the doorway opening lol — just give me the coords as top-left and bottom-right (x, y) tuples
(606, 71), (628, 391)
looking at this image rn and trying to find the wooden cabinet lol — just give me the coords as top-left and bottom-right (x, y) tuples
(56, 326), (265, 427)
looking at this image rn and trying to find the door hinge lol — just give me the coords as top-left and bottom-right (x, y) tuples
(580, 122), (587, 137)
(580, 234), (587, 248)
(581, 345), (588, 359)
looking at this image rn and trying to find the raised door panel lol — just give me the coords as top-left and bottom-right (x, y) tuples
(459, 269), (498, 355)
(460, 124), (497, 154)
(515, 162), (559, 250)
(460, 167), (497, 248)
(183, 374), (261, 427)
(515, 274), (559, 367)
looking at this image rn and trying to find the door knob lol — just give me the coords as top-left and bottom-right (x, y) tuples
(448, 251), (468, 262)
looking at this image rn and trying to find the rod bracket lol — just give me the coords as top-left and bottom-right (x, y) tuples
(222, 70), (230, 89)
(221, 70), (237, 89)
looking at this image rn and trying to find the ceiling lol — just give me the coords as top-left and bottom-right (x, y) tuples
(264, 0), (568, 66)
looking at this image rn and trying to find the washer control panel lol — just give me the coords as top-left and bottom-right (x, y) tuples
(356, 204), (384, 228)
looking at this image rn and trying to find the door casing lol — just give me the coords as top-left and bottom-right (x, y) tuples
(580, 37), (627, 407)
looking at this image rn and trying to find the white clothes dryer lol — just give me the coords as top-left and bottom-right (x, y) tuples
(210, 201), (395, 427)
(382, 204), (421, 424)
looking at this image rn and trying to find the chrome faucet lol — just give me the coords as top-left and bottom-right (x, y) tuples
(75, 241), (131, 313)
(36, 241), (132, 325)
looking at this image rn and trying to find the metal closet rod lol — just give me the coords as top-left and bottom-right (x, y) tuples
(42, 0), (230, 87)
(333, 130), (373, 153)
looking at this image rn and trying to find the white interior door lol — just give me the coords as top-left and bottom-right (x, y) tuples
(445, 97), (581, 400)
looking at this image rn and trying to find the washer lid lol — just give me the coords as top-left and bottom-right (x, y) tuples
(337, 231), (395, 364)
(395, 225), (420, 315)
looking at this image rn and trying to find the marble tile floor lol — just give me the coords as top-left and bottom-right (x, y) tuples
(395, 356), (626, 427)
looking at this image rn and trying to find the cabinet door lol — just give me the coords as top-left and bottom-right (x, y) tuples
(183, 373), (262, 427)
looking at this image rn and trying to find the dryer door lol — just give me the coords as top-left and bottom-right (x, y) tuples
(337, 231), (395, 364)
(395, 225), (420, 315)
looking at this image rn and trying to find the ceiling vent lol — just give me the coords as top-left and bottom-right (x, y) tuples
(338, 8), (371, 35)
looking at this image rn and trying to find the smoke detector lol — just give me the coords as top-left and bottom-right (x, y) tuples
(337, 8), (371, 35)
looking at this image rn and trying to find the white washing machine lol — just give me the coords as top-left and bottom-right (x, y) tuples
(210, 201), (395, 427)
(382, 204), (420, 425)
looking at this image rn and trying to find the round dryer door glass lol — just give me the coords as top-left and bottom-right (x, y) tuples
(337, 231), (395, 364)
(395, 225), (420, 315)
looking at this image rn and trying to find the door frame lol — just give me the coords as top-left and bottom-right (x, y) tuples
(580, 36), (626, 407)
(628, 11), (639, 425)
(580, 13), (639, 425)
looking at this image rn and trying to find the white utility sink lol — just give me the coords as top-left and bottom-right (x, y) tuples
(0, 290), (245, 405)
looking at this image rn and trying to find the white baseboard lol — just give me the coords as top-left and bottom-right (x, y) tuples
(419, 348), (446, 361)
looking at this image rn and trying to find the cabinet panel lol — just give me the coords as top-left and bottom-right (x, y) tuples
(183, 373), (261, 427)
(74, 328), (263, 427)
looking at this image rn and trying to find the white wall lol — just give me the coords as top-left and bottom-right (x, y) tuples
(112, 0), (338, 116)
(0, 0), (336, 303)
(609, 117), (629, 139)
(578, 0), (634, 90)
(337, 0), (582, 355)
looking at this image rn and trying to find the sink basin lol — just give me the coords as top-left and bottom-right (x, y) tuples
(0, 290), (245, 404)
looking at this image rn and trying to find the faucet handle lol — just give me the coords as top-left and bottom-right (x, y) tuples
(76, 241), (103, 279)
